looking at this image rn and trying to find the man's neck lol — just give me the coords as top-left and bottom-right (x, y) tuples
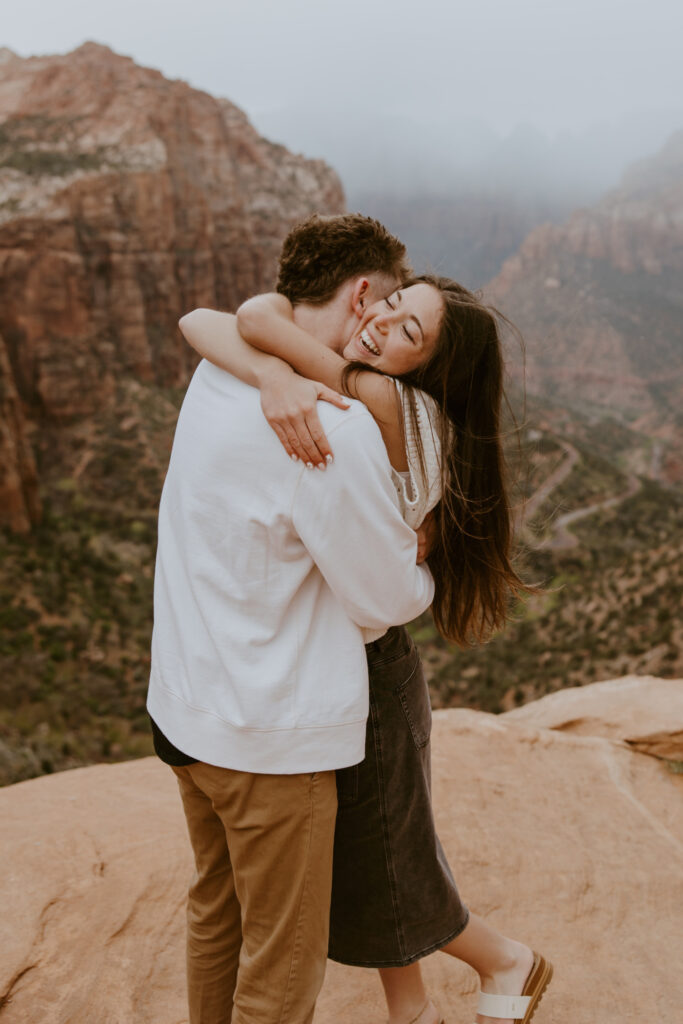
(292, 299), (353, 355)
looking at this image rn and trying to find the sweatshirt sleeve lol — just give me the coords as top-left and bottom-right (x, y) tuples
(291, 409), (435, 631)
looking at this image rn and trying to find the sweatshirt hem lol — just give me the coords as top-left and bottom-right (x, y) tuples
(147, 680), (367, 774)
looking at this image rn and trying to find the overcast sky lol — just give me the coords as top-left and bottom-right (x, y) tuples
(4, 0), (683, 196)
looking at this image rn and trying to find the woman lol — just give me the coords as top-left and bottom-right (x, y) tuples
(180, 276), (552, 1024)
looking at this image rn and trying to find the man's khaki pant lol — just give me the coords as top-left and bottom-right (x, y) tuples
(172, 761), (338, 1024)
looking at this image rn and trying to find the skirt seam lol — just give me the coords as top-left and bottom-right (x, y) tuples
(372, 687), (407, 962)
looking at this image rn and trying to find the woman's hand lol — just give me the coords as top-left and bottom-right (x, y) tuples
(415, 510), (437, 563)
(260, 370), (350, 469)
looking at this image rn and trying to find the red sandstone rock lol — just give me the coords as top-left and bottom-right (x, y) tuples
(504, 675), (683, 760)
(487, 131), (683, 425)
(0, 43), (344, 529)
(0, 330), (39, 531)
(1, 681), (682, 1023)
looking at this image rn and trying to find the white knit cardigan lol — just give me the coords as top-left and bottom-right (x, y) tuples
(392, 381), (443, 529)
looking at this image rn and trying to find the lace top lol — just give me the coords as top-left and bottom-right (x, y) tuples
(391, 381), (442, 529)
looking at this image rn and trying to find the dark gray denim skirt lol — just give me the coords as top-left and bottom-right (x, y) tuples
(328, 626), (470, 967)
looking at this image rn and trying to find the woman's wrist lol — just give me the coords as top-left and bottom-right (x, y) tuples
(255, 356), (295, 390)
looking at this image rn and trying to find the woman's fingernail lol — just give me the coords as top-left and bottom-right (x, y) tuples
(317, 462), (326, 471)
(306, 461), (314, 469)
(290, 454), (299, 462)
(325, 454), (333, 464)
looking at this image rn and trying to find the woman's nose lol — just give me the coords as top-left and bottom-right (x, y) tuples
(374, 315), (390, 335)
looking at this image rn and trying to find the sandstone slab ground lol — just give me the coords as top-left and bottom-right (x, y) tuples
(2, 681), (682, 1023)
(504, 674), (683, 759)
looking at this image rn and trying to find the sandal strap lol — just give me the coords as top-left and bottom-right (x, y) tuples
(477, 991), (532, 1018)
(406, 1001), (430, 1024)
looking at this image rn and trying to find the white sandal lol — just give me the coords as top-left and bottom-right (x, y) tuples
(473, 951), (553, 1024)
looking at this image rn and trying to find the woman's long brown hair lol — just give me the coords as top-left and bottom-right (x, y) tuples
(346, 274), (528, 646)
(404, 275), (528, 645)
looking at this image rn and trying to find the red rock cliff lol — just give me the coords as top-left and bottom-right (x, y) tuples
(0, 43), (344, 529)
(0, 329), (40, 532)
(487, 131), (683, 423)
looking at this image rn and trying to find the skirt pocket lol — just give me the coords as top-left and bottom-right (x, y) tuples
(393, 655), (432, 750)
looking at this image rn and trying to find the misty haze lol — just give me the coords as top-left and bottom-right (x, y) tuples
(253, 104), (683, 285)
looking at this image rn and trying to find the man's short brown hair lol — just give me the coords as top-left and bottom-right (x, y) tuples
(276, 213), (410, 306)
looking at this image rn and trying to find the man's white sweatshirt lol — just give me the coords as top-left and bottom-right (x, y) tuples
(147, 361), (434, 773)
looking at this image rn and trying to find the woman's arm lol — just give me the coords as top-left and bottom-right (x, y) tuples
(179, 308), (288, 390)
(179, 309), (349, 467)
(237, 294), (348, 392)
(237, 294), (407, 469)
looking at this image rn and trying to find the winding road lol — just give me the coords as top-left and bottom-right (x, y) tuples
(537, 474), (641, 550)
(518, 440), (642, 551)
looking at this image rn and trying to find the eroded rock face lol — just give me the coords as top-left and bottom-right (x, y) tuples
(487, 131), (683, 426)
(1, 680), (682, 1023)
(0, 42), (344, 528)
(0, 330), (39, 532)
(504, 675), (683, 760)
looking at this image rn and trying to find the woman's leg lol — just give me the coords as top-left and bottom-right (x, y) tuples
(331, 631), (537, 1023)
(378, 962), (439, 1024)
(377, 914), (535, 1024)
(440, 913), (535, 1024)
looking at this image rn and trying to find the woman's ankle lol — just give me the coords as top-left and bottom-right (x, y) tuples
(478, 941), (534, 991)
(388, 997), (440, 1024)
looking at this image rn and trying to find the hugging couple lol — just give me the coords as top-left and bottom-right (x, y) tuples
(147, 213), (552, 1024)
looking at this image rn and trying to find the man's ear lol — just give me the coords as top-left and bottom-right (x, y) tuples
(350, 277), (370, 319)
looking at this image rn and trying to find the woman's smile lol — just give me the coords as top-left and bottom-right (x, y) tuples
(344, 282), (444, 375)
(359, 328), (381, 357)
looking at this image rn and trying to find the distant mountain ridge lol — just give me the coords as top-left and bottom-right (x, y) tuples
(349, 190), (576, 289)
(487, 131), (683, 430)
(0, 42), (343, 531)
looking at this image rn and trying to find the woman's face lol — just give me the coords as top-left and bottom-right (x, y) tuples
(343, 282), (443, 375)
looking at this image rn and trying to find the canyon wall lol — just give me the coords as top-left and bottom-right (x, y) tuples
(487, 131), (683, 426)
(0, 43), (344, 529)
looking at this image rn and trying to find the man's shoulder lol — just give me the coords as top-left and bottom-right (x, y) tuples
(179, 360), (261, 425)
(187, 358), (252, 395)
(172, 362), (278, 465)
(317, 397), (380, 439)
(316, 400), (390, 471)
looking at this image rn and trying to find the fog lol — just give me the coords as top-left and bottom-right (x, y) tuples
(4, 0), (683, 204)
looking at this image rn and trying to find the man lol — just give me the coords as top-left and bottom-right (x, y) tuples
(147, 214), (434, 1024)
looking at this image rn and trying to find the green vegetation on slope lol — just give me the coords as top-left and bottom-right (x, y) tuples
(414, 478), (683, 713)
(1, 381), (681, 784)
(0, 381), (180, 784)
(0, 114), (107, 177)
